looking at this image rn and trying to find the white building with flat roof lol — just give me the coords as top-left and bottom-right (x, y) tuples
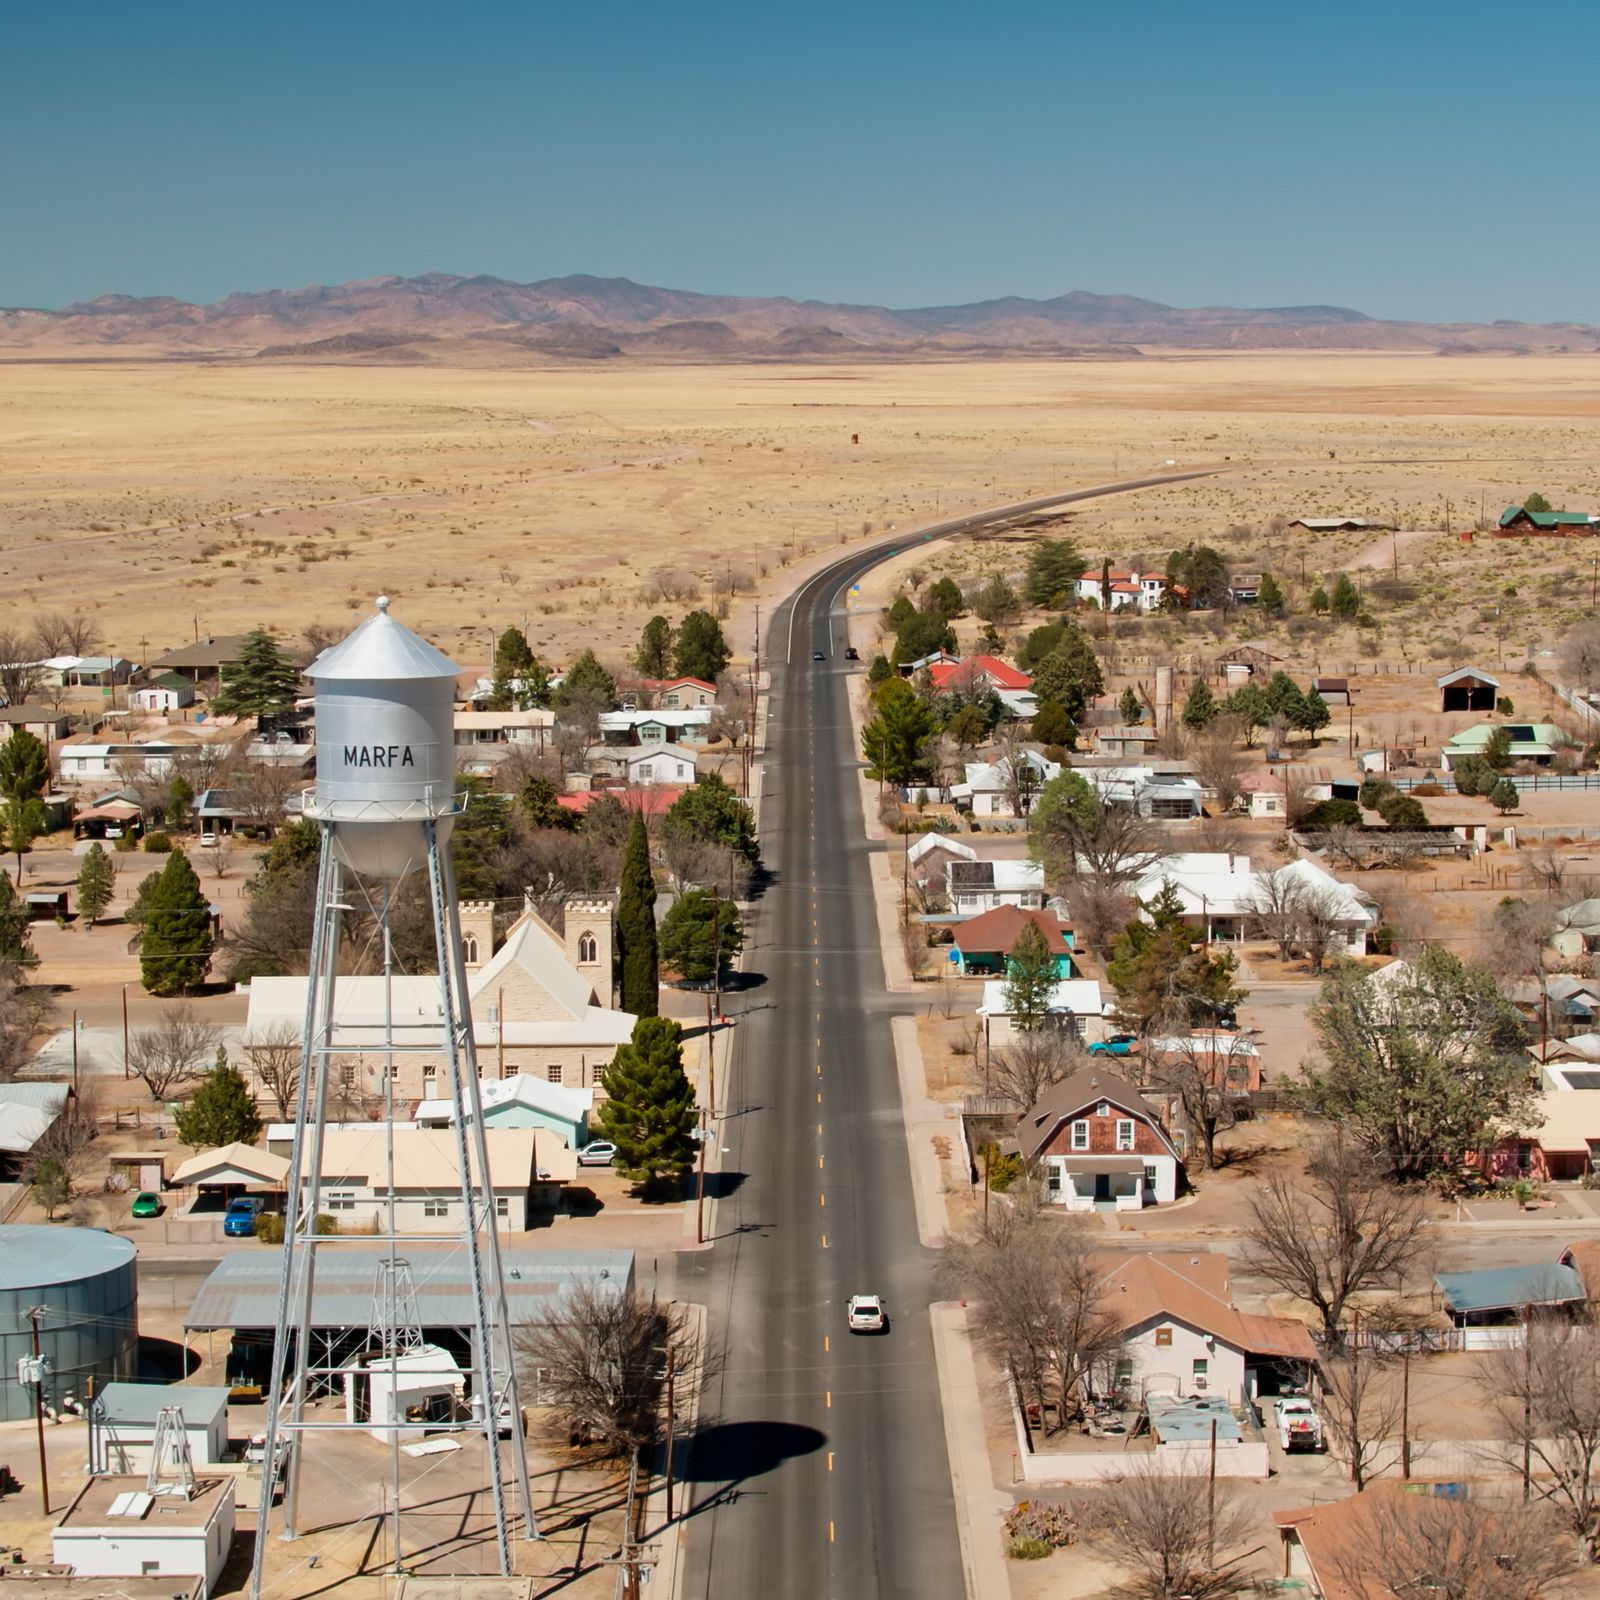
(54, 1476), (235, 1595)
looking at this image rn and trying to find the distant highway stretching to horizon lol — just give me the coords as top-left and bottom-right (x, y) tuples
(676, 469), (1218, 1599)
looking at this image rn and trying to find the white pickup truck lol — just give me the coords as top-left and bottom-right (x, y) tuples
(1276, 1395), (1323, 1452)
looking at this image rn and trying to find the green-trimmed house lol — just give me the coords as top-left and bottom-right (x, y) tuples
(1498, 504), (1599, 534)
(1442, 722), (1573, 770)
(413, 1073), (593, 1149)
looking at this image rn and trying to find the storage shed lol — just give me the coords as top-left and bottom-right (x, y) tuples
(1437, 666), (1499, 713)
(89, 1383), (231, 1473)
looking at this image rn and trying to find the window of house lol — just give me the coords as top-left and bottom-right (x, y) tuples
(1143, 1164), (1159, 1191)
(547, 1064), (563, 1084)
(1116, 1357), (1134, 1385)
(495, 1197), (510, 1218)
(1518, 1143), (1534, 1171)
(422, 1063), (437, 1082)
(1155, 1326), (1173, 1347)
(327, 1191), (356, 1212)
(1192, 1358), (1209, 1385)
(423, 1198), (449, 1218)
(578, 932), (597, 964)
(502, 1061), (517, 1079)
(1115, 1119), (1135, 1151)
(1097, 1101), (1110, 1117)
(1070, 1120), (1089, 1151)
(388, 1062), (402, 1080)
(462, 934), (479, 965)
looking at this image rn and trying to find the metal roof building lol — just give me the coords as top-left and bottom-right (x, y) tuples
(1434, 1263), (1584, 1320)
(184, 1246), (636, 1334)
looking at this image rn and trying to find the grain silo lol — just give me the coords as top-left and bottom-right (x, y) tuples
(0, 1225), (137, 1420)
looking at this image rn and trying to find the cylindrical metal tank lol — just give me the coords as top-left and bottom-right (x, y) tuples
(305, 597), (463, 879)
(0, 1225), (138, 1420)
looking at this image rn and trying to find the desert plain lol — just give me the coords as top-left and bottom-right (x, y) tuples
(6, 350), (1600, 670)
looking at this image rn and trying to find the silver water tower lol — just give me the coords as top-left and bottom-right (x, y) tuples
(248, 599), (533, 1600)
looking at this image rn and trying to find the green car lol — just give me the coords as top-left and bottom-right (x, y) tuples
(130, 1191), (162, 1218)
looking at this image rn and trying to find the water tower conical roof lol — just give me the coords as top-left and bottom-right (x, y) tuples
(305, 597), (461, 683)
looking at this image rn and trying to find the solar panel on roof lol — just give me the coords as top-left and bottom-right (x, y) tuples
(1562, 1070), (1600, 1090)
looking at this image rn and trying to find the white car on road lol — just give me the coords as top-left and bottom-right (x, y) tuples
(846, 1294), (887, 1334)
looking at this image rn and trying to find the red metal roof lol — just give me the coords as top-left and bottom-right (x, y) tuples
(928, 655), (1033, 692)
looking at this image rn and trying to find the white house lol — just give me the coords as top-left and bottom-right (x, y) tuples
(1131, 852), (1376, 953)
(1094, 1251), (1317, 1404)
(130, 674), (197, 713)
(244, 900), (636, 1098)
(54, 1476), (235, 1596)
(1016, 1067), (1182, 1210)
(342, 1343), (464, 1443)
(907, 831), (978, 894)
(952, 752), (1061, 818)
(452, 707), (554, 751)
(414, 1072), (594, 1148)
(315, 1124), (574, 1231)
(1081, 764), (1205, 819)
(89, 1384), (230, 1474)
(598, 707), (714, 746)
(1074, 569), (1173, 613)
(946, 857), (1046, 915)
(57, 741), (188, 784)
(978, 977), (1111, 1047)
(587, 742), (698, 786)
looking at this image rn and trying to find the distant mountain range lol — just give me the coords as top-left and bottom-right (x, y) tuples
(3, 272), (1597, 360)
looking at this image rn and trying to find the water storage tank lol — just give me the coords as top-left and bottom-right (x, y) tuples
(306, 597), (462, 879)
(0, 1225), (138, 1420)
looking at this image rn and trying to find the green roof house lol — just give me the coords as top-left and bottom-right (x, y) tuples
(1498, 504), (1598, 533)
(1442, 722), (1570, 770)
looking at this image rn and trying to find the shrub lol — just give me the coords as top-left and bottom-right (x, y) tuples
(1378, 793), (1429, 828)
(1358, 779), (1397, 811)
(977, 1143), (1023, 1193)
(1007, 1539), (1052, 1561)
(312, 1213), (338, 1235)
(1453, 755), (1493, 796)
(142, 833), (173, 853)
(1302, 799), (1363, 829)
(1410, 782), (1445, 797)
(1004, 1501), (1079, 1550)
(254, 1211), (285, 1244)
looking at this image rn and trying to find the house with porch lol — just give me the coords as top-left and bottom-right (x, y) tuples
(147, 633), (254, 686)
(414, 1072), (594, 1148)
(452, 707), (554, 755)
(1074, 569), (1174, 613)
(978, 977), (1110, 1048)
(952, 751), (1061, 818)
(1081, 763), (1205, 819)
(131, 672), (197, 712)
(1434, 1262), (1585, 1347)
(0, 704), (72, 745)
(907, 832), (978, 898)
(617, 676), (719, 710)
(243, 899), (636, 1098)
(1017, 1067), (1182, 1209)
(1095, 1251), (1317, 1405)
(598, 707), (713, 746)
(927, 655), (1033, 696)
(947, 906), (1074, 977)
(1442, 721), (1570, 769)
(1486, 1088), (1600, 1182)
(1497, 503), (1599, 534)
(586, 742), (699, 786)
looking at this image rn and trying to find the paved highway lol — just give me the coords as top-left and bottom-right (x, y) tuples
(677, 474), (1216, 1599)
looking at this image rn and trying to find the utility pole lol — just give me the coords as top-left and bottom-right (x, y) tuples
(661, 1345), (677, 1522)
(122, 985), (130, 1080)
(1206, 1415), (1217, 1566)
(1523, 1304), (1533, 1501)
(1400, 1347), (1412, 1479)
(24, 1305), (50, 1515)
(694, 1109), (708, 1245)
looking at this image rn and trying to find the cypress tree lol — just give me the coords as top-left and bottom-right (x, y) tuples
(1004, 921), (1059, 1033)
(1181, 677), (1218, 731)
(0, 873), (36, 969)
(0, 729), (48, 802)
(616, 813), (659, 1017)
(597, 1016), (697, 1192)
(76, 842), (117, 926)
(174, 1049), (262, 1148)
(140, 850), (213, 996)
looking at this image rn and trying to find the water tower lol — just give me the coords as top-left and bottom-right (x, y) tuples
(247, 599), (533, 1600)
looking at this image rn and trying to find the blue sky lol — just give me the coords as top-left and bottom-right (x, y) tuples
(6, 0), (1597, 321)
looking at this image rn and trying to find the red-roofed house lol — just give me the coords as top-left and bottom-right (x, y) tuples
(1075, 569), (1174, 613)
(928, 655), (1033, 695)
(617, 676), (719, 710)
(948, 906), (1075, 976)
(1018, 1067), (1183, 1209)
(557, 786), (685, 818)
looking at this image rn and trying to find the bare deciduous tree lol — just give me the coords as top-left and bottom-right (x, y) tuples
(514, 1284), (699, 1456)
(1247, 867), (1304, 960)
(1188, 718), (1250, 813)
(0, 972), (54, 1084)
(229, 758), (304, 834)
(899, 917), (930, 981)
(988, 1028), (1083, 1110)
(1330, 1489), (1576, 1600)
(1319, 1344), (1403, 1488)
(32, 614), (99, 659)
(1560, 618), (1600, 694)
(1481, 1315), (1600, 1541)
(1062, 877), (1135, 957)
(1241, 1133), (1429, 1345)
(245, 1021), (302, 1120)
(945, 1193), (1121, 1433)
(0, 630), (45, 708)
(125, 1004), (223, 1102)
(1294, 885), (1348, 975)
(1079, 1462), (1255, 1600)
(1147, 1024), (1245, 1170)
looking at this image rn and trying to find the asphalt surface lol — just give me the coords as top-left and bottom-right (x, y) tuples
(677, 474), (1218, 1599)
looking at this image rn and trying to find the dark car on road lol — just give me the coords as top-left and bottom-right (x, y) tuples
(812, 650), (826, 661)
(844, 646), (860, 661)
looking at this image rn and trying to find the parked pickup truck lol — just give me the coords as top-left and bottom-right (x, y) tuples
(1276, 1395), (1323, 1452)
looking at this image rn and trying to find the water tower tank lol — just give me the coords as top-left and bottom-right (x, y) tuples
(306, 598), (462, 879)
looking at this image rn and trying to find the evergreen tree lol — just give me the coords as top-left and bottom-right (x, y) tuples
(1378, 793), (1429, 829)
(892, 609), (957, 664)
(1301, 688), (1331, 741)
(168, 774), (194, 827)
(139, 849), (213, 996)
(658, 889), (743, 984)
(487, 626), (549, 710)
(1257, 573), (1286, 613)
(0, 872), (37, 969)
(1, 795), (46, 883)
(635, 615), (676, 678)
(927, 576), (965, 619)
(1262, 671), (1309, 730)
(1004, 921), (1059, 1032)
(1030, 700), (1074, 748)
(518, 774), (572, 832)
(553, 648), (617, 709)
(673, 611), (732, 683)
(1309, 585), (1330, 614)
(1023, 539), (1086, 608)
(1523, 492), (1553, 514)
(1029, 627), (1104, 722)
(867, 655), (892, 685)
(210, 627), (301, 719)
(861, 693), (937, 785)
(1099, 557), (1113, 613)
(1328, 573), (1361, 620)
(1223, 682), (1272, 744)
(661, 773), (759, 867)
(1167, 543), (1230, 609)
(616, 813), (659, 1017)
(1107, 884), (1244, 1033)
(1489, 777), (1520, 814)
(1117, 687), (1144, 725)
(174, 1050), (262, 1147)
(597, 1016), (697, 1191)
(1018, 621), (1067, 670)
(76, 842), (117, 926)
(1181, 677), (1218, 731)
(0, 729), (48, 802)
(1484, 726), (1514, 770)
(449, 777), (514, 901)
(885, 596), (916, 633)
(972, 574), (1022, 626)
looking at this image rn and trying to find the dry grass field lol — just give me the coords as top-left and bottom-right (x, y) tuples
(6, 351), (1600, 671)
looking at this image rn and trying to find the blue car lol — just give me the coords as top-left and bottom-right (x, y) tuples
(1088, 1035), (1136, 1057)
(223, 1197), (265, 1237)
